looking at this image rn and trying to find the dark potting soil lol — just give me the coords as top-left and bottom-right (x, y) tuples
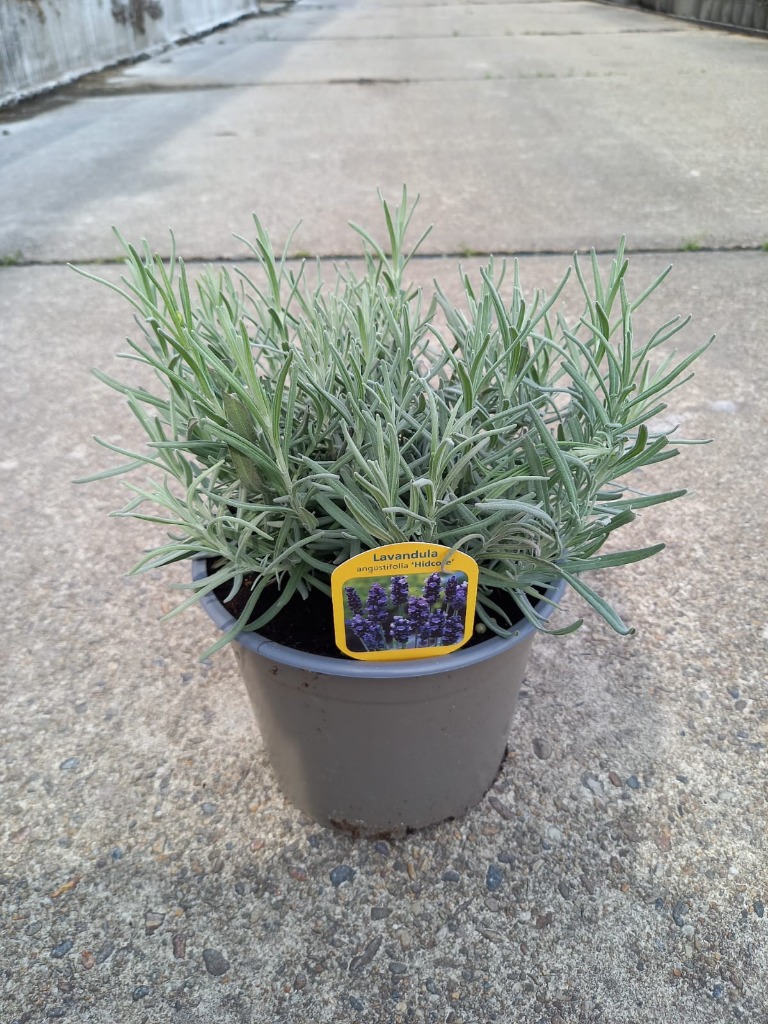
(212, 562), (530, 660)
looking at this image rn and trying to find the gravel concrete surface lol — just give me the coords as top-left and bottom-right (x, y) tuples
(1, 1), (766, 1023)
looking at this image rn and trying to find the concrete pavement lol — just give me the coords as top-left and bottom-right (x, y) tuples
(1, 2), (767, 1022)
(1, 0), (766, 260)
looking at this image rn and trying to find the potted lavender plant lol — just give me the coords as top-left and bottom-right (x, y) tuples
(78, 190), (711, 835)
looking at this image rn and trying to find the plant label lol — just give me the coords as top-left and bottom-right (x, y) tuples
(331, 543), (479, 661)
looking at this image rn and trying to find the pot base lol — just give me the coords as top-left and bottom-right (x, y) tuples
(324, 746), (509, 839)
(233, 639), (533, 835)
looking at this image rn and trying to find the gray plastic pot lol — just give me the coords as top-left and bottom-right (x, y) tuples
(193, 558), (565, 837)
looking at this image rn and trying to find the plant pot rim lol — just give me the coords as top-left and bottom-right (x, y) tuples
(192, 557), (566, 679)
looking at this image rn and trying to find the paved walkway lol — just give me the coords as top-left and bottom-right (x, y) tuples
(1, 2), (766, 1022)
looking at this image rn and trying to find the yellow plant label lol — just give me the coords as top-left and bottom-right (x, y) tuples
(330, 543), (479, 661)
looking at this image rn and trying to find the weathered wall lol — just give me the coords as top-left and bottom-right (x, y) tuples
(0, 0), (272, 105)
(608, 0), (767, 32)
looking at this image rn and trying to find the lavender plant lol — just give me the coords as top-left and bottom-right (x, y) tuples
(76, 189), (712, 656)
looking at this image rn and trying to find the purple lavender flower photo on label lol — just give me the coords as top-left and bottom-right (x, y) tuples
(341, 570), (471, 654)
(331, 543), (479, 661)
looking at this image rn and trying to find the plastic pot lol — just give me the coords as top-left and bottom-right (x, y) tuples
(193, 558), (565, 837)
